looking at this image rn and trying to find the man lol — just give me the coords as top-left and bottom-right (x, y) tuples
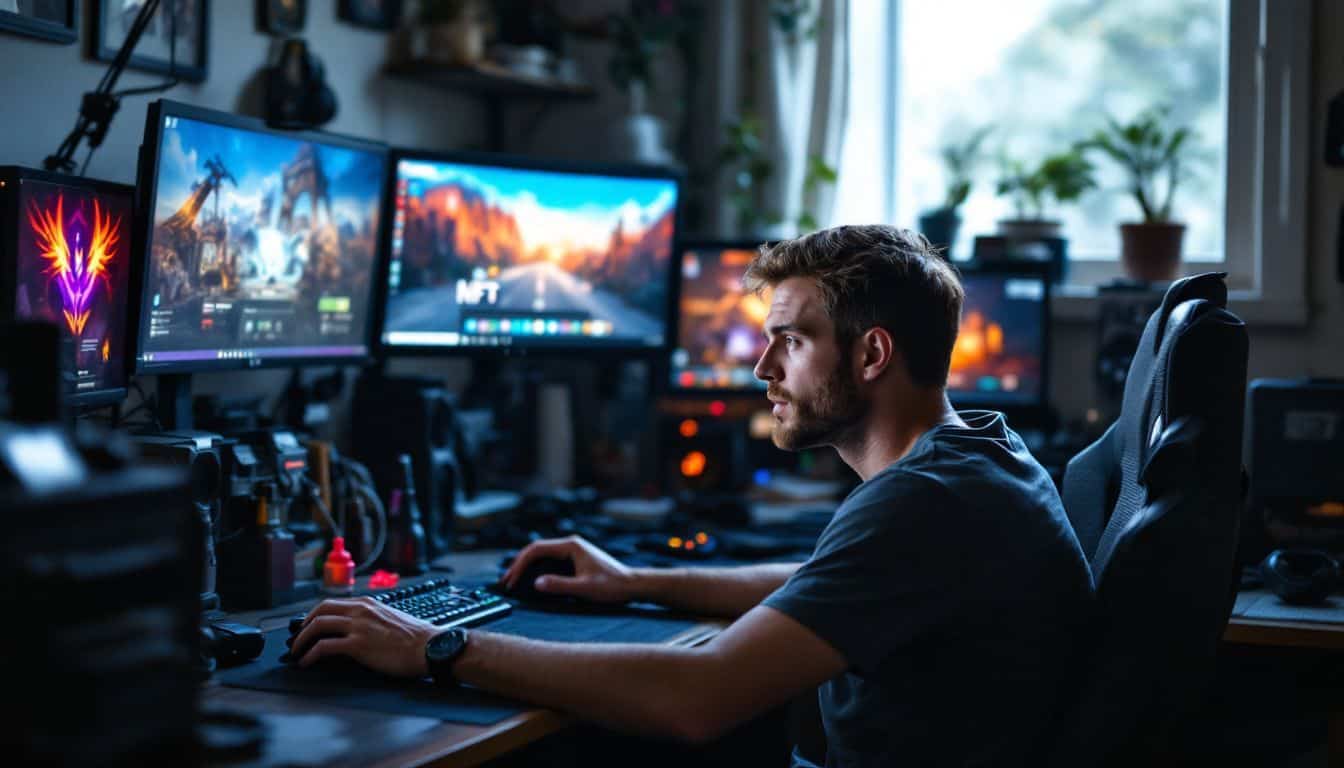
(294, 225), (1094, 766)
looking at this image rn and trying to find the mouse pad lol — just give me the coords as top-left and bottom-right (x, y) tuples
(216, 607), (704, 725)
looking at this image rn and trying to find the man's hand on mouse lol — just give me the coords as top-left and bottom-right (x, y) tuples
(502, 536), (638, 604)
(291, 597), (438, 677)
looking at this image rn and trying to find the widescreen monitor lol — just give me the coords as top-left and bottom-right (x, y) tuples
(378, 152), (680, 354)
(133, 100), (388, 373)
(1, 167), (133, 407)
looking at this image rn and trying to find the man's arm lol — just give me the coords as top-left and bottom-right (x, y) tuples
(501, 536), (799, 619)
(296, 598), (846, 744)
(629, 564), (800, 618)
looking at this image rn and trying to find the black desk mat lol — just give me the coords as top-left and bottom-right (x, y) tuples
(216, 603), (703, 725)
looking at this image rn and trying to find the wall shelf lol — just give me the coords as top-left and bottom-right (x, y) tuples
(384, 60), (596, 102)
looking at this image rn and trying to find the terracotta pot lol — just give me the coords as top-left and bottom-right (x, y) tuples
(1119, 222), (1185, 282)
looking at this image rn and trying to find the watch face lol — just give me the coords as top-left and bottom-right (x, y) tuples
(427, 628), (467, 664)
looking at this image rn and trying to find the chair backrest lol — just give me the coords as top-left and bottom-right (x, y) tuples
(1054, 272), (1248, 765)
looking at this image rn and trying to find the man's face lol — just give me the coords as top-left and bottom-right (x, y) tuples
(753, 277), (866, 451)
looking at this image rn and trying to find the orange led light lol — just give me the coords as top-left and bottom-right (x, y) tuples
(680, 450), (707, 478)
(668, 537), (683, 548)
(695, 532), (708, 545)
(685, 541), (696, 550)
(679, 419), (699, 438)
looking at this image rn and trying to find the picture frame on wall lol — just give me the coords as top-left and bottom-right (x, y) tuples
(0, 0), (79, 44)
(337, 0), (401, 31)
(257, 0), (305, 36)
(94, 0), (209, 83)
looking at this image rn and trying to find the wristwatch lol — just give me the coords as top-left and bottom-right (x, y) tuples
(425, 628), (469, 686)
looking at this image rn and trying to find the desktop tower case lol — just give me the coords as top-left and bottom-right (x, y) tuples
(352, 372), (459, 558)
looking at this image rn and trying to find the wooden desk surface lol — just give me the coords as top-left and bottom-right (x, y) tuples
(205, 550), (721, 768)
(1223, 588), (1344, 651)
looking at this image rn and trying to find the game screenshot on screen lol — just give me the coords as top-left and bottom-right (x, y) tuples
(138, 114), (384, 368)
(381, 158), (678, 351)
(14, 178), (131, 398)
(671, 245), (768, 391)
(949, 273), (1045, 404)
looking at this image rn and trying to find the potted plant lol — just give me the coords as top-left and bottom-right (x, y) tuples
(994, 148), (1096, 241)
(918, 126), (991, 254)
(414, 0), (491, 66)
(1083, 106), (1192, 282)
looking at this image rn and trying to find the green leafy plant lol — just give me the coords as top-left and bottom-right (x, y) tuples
(718, 115), (779, 233)
(996, 148), (1096, 220)
(1082, 106), (1192, 223)
(718, 116), (836, 235)
(937, 125), (992, 212)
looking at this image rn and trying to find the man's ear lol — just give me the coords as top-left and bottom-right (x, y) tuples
(856, 327), (895, 383)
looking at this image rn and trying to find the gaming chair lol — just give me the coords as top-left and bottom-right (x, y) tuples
(1052, 272), (1249, 765)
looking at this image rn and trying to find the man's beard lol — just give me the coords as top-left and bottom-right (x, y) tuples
(767, 360), (866, 451)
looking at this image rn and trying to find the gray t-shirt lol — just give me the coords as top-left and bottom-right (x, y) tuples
(763, 411), (1094, 767)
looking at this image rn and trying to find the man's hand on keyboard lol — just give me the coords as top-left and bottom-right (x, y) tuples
(502, 536), (638, 604)
(293, 597), (437, 677)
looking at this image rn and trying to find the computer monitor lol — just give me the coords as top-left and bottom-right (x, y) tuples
(132, 100), (388, 374)
(0, 167), (134, 407)
(949, 264), (1050, 411)
(668, 249), (1050, 411)
(669, 240), (768, 393)
(377, 151), (680, 355)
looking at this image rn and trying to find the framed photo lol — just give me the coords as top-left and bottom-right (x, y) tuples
(0, 0), (78, 44)
(337, 0), (400, 31)
(94, 0), (209, 83)
(257, 0), (305, 36)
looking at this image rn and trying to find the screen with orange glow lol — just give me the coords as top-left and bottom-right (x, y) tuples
(671, 246), (769, 391)
(949, 273), (1045, 405)
(14, 178), (131, 400)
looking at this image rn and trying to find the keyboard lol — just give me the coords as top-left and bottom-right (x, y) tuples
(374, 579), (512, 628)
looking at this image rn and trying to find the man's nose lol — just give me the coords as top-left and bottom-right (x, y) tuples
(753, 349), (777, 383)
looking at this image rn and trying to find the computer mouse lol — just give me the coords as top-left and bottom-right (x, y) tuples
(280, 614), (384, 681)
(494, 555), (577, 602)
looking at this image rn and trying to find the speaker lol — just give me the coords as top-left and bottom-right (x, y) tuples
(352, 372), (463, 558)
(132, 431), (225, 612)
(661, 413), (749, 494)
(265, 38), (338, 129)
(1093, 282), (1164, 422)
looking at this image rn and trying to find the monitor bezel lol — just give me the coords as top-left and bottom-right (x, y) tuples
(666, 237), (772, 400)
(0, 165), (134, 408)
(371, 148), (684, 361)
(948, 259), (1053, 418)
(130, 99), (390, 376)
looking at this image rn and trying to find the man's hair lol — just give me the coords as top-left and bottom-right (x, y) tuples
(744, 224), (964, 388)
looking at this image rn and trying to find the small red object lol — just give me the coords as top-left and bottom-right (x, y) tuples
(709, 400), (727, 417)
(369, 569), (400, 589)
(324, 537), (356, 593)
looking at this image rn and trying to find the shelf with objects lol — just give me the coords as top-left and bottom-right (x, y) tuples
(384, 60), (596, 151)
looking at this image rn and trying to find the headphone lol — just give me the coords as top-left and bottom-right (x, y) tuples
(1260, 548), (1340, 605)
(265, 38), (338, 130)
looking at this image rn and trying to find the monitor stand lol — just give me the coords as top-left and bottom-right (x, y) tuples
(156, 373), (194, 431)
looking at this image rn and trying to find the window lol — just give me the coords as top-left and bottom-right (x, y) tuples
(832, 0), (1311, 323)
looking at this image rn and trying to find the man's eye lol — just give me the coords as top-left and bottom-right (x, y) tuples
(784, 336), (798, 347)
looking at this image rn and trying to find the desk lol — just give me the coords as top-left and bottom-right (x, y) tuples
(1223, 588), (1344, 651)
(204, 550), (723, 768)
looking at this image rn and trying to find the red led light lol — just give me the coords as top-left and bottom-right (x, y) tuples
(709, 400), (727, 417)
